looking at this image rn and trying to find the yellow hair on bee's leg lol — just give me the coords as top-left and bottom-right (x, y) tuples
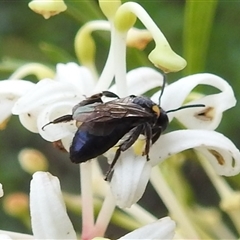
(133, 137), (146, 156)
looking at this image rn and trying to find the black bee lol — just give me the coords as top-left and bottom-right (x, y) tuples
(43, 74), (204, 179)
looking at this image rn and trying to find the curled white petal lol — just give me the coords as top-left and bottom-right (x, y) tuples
(55, 63), (95, 95)
(167, 96), (220, 130)
(152, 73), (236, 130)
(12, 79), (80, 133)
(110, 149), (152, 208)
(109, 67), (164, 96)
(18, 110), (40, 133)
(30, 171), (77, 239)
(0, 80), (34, 123)
(37, 101), (77, 141)
(150, 130), (240, 176)
(12, 79), (80, 115)
(119, 216), (176, 240)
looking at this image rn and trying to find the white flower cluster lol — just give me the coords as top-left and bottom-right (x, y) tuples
(0, 0), (240, 239)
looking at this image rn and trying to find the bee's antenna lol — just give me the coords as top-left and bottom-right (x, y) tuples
(166, 104), (205, 113)
(158, 72), (167, 106)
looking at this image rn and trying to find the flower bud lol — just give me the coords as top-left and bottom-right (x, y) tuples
(127, 28), (152, 50)
(28, 0), (67, 19)
(18, 148), (48, 174)
(114, 2), (187, 73)
(3, 193), (29, 217)
(99, 0), (121, 20)
(149, 45), (187, 73)
(114, 7), (136, 32)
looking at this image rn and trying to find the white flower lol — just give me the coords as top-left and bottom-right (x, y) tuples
(0, 1), (188, 235)
(109, 72), (240, 208)
(30, 172), (77, 239)
(119, 216), (175, 240)
(11, 63), (96, 143)
(0, 172), (176, 240)
(1, 0), (240, 238)
(8, 64), (240, 209)
(0, 80), (34, 124)
(11, 64), (163, 151)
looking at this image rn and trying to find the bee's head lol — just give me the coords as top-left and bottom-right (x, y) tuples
(157, 107), (169, 132)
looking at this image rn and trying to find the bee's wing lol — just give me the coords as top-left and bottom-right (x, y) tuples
(73, 101), (153, 123)
(79, 120), (125, 136)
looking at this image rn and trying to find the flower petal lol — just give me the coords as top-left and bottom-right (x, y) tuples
(150, 130), (240, 176)
(30, 171), (77, 239)
(0, 234), (12, 240)
(37, 101), (77, 141)
(110, 149), (152, 208)
(12, 79), (80, 115)
(109, 67), (164, 96)
(0, 231), (34, 240)
(0, 80), (34, 123)
(61, 135), (75, 152)
(119, 216), (175, 240)
(56, 62), (96, 95)
(18, 111), (40, 133)
(152, 73), (236, 130)
(12, 79), (81, 133)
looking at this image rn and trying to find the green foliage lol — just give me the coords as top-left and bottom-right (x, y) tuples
(183, 0), (218, 74)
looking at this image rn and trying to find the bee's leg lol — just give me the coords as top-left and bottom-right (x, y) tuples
(77, 93), (104, 107)
(76, 91), (119, 110)
(102, 91), (120, 99)
(104, 148), (121, 181)
(143, 122), (152, 161)
(42, 114), (73, 130)
(151, 127), (162, 144)
(104, 125), (143, 181)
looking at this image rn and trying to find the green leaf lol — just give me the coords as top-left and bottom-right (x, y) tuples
(183, 0), (218, 74)
(66, 1), (104, 23)
(39, 42), (76, 64)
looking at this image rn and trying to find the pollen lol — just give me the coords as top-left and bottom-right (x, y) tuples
(152, 105), (160, 117)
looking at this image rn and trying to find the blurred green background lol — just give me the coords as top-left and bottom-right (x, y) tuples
(0, 0), (240, 238)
